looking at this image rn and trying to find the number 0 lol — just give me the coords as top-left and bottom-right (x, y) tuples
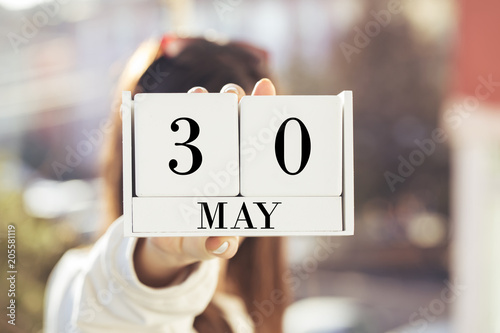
(274, 117), (311, 175)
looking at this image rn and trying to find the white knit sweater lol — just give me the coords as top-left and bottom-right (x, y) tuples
(44, 217), (254, 333)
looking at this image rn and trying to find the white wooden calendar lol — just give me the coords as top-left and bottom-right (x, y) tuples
(121, 91), (354, 236)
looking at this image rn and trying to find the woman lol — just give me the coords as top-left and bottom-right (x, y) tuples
(44, 35), (290, 333)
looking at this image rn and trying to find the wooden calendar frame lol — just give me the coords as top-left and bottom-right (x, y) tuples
(122, 91), (354, 237)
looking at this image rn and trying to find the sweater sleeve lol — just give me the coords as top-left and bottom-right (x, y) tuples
(44, 216), (220, 333)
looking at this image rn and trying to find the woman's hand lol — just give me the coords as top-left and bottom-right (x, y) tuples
(133, 78), (276, 288)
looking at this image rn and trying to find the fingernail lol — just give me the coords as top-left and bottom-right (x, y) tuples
(212, 241), (229, 255)
(252, 78), (266, 95)
(222, 86), (239, 94)
(188, 86), (208, 93)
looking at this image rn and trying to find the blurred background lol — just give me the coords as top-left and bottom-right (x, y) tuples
(0, 0), (499, 332)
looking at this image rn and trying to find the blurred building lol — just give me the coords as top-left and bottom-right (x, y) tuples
(447, 0), (500, 332)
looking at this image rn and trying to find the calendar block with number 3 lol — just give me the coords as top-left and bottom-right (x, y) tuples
(134, 93), (239, 196)
(122, 91), (354, 236)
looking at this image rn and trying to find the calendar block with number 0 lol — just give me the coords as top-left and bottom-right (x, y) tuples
(122, 91), (354, 236)
(240, 96), (343, 197)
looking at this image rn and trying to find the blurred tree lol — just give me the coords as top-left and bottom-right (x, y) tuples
(309, 0), (452, 274)
(0, 161), (79, 333)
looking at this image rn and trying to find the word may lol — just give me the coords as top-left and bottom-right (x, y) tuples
(197, 201), (281, 229)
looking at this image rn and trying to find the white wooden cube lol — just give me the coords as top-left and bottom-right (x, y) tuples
(240, 96), (343, 197)
(134, 93), (239, 196)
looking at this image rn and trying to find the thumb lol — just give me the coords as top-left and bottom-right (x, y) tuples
(182, 236), (240, 260)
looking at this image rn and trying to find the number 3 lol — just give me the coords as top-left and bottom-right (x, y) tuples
(169, 117), (203, 175)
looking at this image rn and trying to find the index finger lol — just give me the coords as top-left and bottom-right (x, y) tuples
(251, 78), (276, 96)
(221, 83), (246, 102)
